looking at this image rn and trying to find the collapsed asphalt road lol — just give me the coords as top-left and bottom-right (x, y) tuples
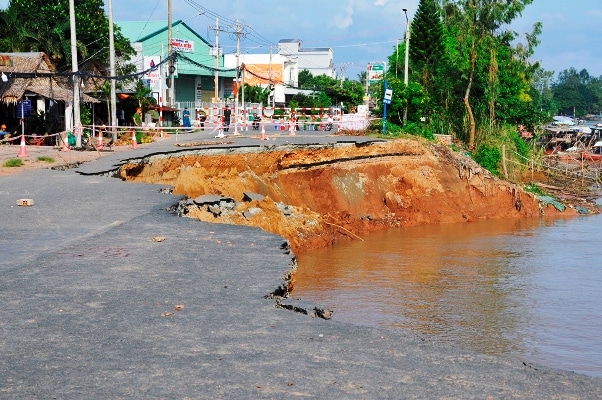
(1, 133), (601, 398)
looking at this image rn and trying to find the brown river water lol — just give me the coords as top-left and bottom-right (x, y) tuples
(293, 214), (602, 378)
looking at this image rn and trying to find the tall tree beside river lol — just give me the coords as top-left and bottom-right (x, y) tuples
(381, 0), (543, 150)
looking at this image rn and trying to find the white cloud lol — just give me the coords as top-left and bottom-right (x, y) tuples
(331, 0), (355, 29)
(374, 0), (387, 5)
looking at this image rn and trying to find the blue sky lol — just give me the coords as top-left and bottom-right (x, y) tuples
(2, 0), (601, 80)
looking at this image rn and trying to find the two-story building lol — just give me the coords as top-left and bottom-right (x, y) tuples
(223, 39), (335, 107)
(117, 20), (236, 121)
(277, 39), (335, 79)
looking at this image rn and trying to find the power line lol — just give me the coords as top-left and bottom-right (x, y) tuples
(1, 52), (236, 82)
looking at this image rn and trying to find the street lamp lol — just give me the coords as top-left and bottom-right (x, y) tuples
(403, 8), (410, 125)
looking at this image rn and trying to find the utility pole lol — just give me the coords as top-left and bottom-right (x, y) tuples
(167, 0), (175, 107)
(69, 0), (81, 148)
(108, 0), (117, 142)
(209, 17), (224, 107)
(269, 46), (274, 107)
(232, 19), (247, 135)
(339, 62), (351, 88)
(382, 61), (388, 134)
(396, 38), (404, 77)
(365, 63), (370, 107)
(403, 8), (410, 125)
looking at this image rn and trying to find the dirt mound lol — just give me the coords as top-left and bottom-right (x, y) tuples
(117, 139), (573, 253)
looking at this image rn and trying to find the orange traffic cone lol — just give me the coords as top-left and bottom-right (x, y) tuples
(17, 133), (29, 158)
(131, 129), (138, 149)
(260, 122), (267, 140)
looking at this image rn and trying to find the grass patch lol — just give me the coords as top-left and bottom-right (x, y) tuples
(3, 158), (24, 167)
(524, 182), (546, 196)
(37, 155), (55, 163)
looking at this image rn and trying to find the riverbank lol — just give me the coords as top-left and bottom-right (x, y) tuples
(114, 137), (588, 254)
(1, 132), (601, 397)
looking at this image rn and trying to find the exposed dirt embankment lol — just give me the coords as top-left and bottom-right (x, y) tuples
(118, 139), (570, 253)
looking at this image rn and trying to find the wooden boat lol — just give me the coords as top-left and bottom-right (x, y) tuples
(581, 151), (602, 161)
(580, 140), (602, 161)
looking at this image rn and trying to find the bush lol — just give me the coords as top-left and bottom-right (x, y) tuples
(510, 130), (530, 160)
(403, 122), (435, 140)
(472, 144), (502, 176)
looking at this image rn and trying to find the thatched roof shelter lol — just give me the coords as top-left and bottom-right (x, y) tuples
(0, 52), (98, 104)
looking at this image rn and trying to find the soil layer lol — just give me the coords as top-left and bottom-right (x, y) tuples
(117, 139), (572, 253)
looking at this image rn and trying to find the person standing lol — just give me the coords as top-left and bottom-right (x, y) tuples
(288, 111), (297, 134)
(223, 105), (232, 132)
(132, 107), (142, 126)
(132, 107), (143, 143)
(197, 110), (207, 130)
(182, 107), (191, 131)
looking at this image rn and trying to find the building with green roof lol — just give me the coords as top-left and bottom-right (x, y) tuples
(117, 20), (235, 110)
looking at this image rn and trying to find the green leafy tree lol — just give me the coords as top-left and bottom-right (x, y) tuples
(243, 84), (269, 105)
(293, 70), (365, 112)
(313, 91), (333, 109)
(357, 71), (367, 88)
(551, 68), (602, 117)
(298, 69), (314, 89)
(441, 0), (536, 148)
(134, 79), (153, 111)
(0, 0), (134, 71)
(409, 0), (446, 108)
(530, 66), (556, 118)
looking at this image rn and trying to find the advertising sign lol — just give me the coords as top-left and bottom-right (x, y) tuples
(17, 99), (31, 118)
(242, 64), (284, 86)
(172, 38), (194, 53)
(368, 63), (385, 84)
(144, 56), (162, 91)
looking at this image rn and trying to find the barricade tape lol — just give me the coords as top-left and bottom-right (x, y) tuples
(1, 131), (62, 141)
(0, 116), (378, 145)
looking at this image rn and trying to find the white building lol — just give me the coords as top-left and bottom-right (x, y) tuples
(223, 53), (294, 105)
(224, 39), (335, 106)
(277, 39), (335, 79)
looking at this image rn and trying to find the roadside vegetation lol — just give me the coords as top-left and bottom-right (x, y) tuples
(3, 158), (24, 168)
(37, 156), (55, 164)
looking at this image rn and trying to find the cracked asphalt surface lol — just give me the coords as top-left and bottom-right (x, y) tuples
(1, 131), (601, 398)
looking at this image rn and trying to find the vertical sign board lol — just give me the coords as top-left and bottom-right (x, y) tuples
(144, 56), (162, 93)
(195, 77), (203, 107)
(383, 88), (393, 104)
(17, 99), (31, 118)
(368, 63), (385, 84)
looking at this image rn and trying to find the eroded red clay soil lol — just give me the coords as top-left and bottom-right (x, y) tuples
(118, 139), (572, 254)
